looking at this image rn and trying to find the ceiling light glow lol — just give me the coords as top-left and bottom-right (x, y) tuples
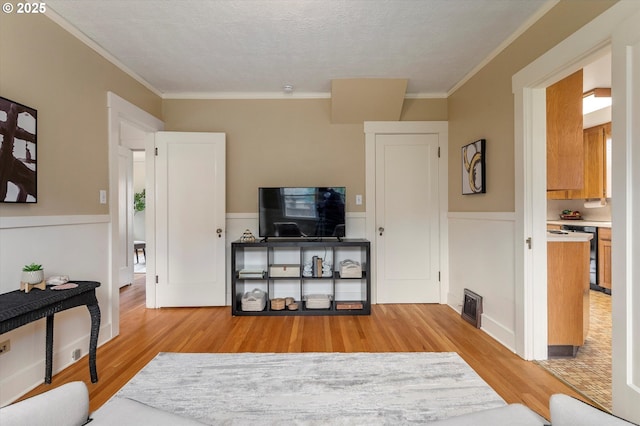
(583, 88), (611, 115)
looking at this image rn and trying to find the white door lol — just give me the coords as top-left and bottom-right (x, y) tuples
(375, 133), (440, 303)
(611, 7), (640, 421)
(117, 146), (134, 288)
(155, 132), (226, 307)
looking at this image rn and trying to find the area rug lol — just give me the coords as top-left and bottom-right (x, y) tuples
(115, 352), (505, 424)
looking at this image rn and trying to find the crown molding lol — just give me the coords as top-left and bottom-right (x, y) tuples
(161, 91), (332, 100)
(44, 7), (163, 98)
(447, 0), (560, 96)
(162, 91), (447, 100)
(404, 93), (448, 99)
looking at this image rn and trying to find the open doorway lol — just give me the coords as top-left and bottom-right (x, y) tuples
(133, 150), (146, 278)
(537, 51), (613, 411)
(108, 92), (164, 335)
(511, 3), (640, 417)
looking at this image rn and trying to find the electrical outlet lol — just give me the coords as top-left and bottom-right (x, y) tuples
(72, 348), (82, 361)
(0, 339), (10, 354)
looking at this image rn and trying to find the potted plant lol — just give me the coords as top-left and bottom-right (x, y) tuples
(134, 189), (146, 213)
(22, 263), (44, 285)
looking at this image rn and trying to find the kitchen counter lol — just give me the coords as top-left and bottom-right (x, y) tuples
(547, 219), (611, 228)
(547, 230), (594, 242)
(547, 236), (591, 357)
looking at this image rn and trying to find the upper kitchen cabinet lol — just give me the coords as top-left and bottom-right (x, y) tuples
(547, 69), (584, 193)
(567, 122), (611, 199)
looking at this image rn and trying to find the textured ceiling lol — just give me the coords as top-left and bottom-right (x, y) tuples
(45, 0), (549, 97)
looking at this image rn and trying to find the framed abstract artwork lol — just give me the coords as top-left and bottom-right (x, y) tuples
(461, 139), (485, 195)
(0, 96), (37, 203)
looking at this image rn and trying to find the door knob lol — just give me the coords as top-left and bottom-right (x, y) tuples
(216, 228), (223, 238)
(378, 227), (384, 236)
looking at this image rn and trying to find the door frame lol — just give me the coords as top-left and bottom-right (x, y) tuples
(364, 121), (449, 304)
(514, 3), (640, 419)
(107, 92), (164, 332)
(117, 145), (134, 288)
(513, 0), (640, 360)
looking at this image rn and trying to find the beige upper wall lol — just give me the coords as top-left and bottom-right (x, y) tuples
(1, 1), (616, 217)
(0, 13), (161, 217)
(448, 0), (618, 212)
(162, 97), (446, 213)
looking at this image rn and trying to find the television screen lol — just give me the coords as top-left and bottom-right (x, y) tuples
(259, 187), (346, 238)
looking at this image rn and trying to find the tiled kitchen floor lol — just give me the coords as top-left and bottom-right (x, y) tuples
(536, 290), (612, 411)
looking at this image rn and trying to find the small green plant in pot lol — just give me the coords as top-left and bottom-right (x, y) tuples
(22, 263), (44, 285)
(134, 189), (146, 213)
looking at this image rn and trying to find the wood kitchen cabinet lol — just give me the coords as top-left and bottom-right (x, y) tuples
(548, 240), (590, 357)
(598, 227), (612, 291)
(568, 123), (611, 199)
(547, 69), (584, 193)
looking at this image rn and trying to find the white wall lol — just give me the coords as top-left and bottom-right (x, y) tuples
(447, 212), (517, 351)
(0, 216), (112, 406)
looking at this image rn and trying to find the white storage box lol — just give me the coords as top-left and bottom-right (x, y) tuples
(304, 294), (332, 309)
(339, 260), (362, 278)
(269, 264), (300, 277)
(241, 289), (267, 311)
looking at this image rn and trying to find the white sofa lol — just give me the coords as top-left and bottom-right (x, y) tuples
(0, 382), (204, 426)
(1, 381), (637, 425)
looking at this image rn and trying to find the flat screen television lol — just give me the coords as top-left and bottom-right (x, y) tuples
(259, 187), (346, 239)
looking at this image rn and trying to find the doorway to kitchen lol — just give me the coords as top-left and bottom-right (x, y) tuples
(538, 51), (613, 412)
(515, 4), (640, 420)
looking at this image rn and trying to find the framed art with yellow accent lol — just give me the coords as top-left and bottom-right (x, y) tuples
(461, 139), (485, 195)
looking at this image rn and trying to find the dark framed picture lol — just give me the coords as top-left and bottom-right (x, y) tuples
(461, 288), (483, 328)
(461, 139), (485, 195)
(0, 96), (37, 203)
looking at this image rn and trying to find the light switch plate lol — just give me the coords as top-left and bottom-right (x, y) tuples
(99, 190), (107, 204)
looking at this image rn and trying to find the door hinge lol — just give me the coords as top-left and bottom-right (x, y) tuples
(526, 237), (532, 250)
(155, 275), (159, 284)
(438, 147), (441, 158)
(438, 271), (441, 282)
(155, 147), (158, 156)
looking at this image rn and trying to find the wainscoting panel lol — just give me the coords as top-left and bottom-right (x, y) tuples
(0, 216), (111, 406)
(447, 212), (517, 352)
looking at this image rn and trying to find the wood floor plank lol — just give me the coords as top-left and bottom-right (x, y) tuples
(18, 276), (590, 420)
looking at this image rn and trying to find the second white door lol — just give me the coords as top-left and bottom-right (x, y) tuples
(155, 131), (226, 307)
(375, 133), (440, 303)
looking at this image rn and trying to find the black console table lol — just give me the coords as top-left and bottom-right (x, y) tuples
(0, 281), (101, 384)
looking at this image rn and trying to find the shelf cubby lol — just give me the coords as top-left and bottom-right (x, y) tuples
(231, 238), (370, 316)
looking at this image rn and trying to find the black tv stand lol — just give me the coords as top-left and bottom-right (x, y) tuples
(261, 236), (344, 243)
(231, 238), (370, 316)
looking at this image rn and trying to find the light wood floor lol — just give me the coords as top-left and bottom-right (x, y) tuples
(21, 276), (589, 420)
